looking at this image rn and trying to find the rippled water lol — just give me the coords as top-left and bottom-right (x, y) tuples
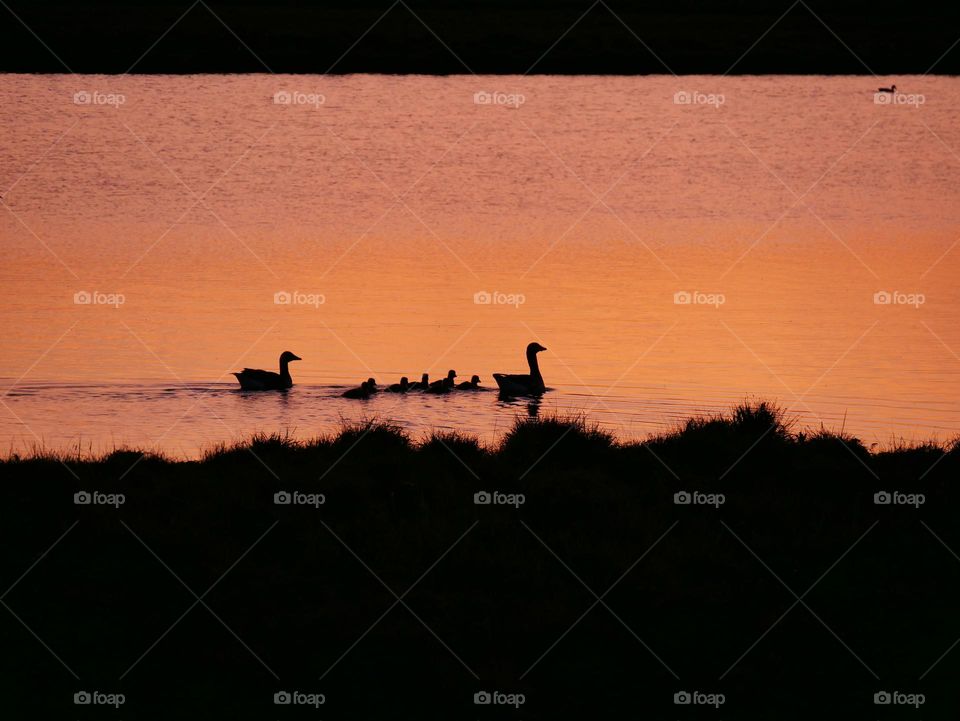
(1, 74), (958, 456)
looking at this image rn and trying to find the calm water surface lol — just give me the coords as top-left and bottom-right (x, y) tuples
(1, 74), (958, 456)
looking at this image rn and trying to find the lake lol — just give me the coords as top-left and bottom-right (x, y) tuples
(1, 74), (958, 457)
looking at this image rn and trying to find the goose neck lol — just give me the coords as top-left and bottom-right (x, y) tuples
(526, 350), (542, 379)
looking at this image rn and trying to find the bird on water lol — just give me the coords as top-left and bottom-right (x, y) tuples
(233, 351), (301, 390)
(493, 342), (547, 396)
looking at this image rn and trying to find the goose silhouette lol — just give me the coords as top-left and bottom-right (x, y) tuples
(233, 351), (301, 390)
(493, 342), (547, 396)
(877, 83), (897, 93)
(387, 377), (410, 393)
(457, 374), (482, 390)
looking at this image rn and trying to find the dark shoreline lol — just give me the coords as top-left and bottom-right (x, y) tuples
(2, 404), (957, 717)
(2, 1), (958, 75)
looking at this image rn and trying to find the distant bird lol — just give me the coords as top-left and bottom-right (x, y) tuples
(493, 342), (547, 396)
(409, 373), (429, 390)
(387, 376), (410, 393)
(457, 374), (482, 390)
(365, 377), (379, 394)
(342, 379), (373, 399)
(429, 370), (456, 393)
(233, 351), (301, 390)
(877, 83), (897, 93)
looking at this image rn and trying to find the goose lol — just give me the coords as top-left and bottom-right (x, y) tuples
(342, 380), (372, 399)
(233, 351), (301, 390)
(428, 370), (457, 393)
(456, 374), (482, 390)
(877, 84), (897, 93)
(387, 377), (410, 393)
(365, 377), (379, 394)
(493, 342), (547, 396)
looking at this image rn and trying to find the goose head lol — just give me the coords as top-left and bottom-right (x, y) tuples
(526, 342), (547, 355)
(279, 351), (302, 363)
(471, 375), (481, 385)
(366, 377), (377, 388)
(420, 373), (429, 384)
(446, 370), (457, 380)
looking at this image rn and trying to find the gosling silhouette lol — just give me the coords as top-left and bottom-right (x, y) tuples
(493, 342), (547, 396)
(456, 374), (482, 390)
(233, 351), (301, 390)
(409, 373), (429, 390)
(387, 377), (410, 393)
(428, 370), (457, 393)
(877, 83), (897, 93)
(342, 379), (373, 399)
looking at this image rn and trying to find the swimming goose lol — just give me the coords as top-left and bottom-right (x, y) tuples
(409, 373), (429, 390)
(233, 351), (301, 390)
(428, 370), (457, 393)
(387, 377), (410, 393)
(457, 375), (482, 390)
(877, 84), (897, 93)
(493, 342), (547, 396)
(342, 379), (372, 399)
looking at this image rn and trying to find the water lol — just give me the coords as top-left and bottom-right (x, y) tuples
(1, 74), (958, 457)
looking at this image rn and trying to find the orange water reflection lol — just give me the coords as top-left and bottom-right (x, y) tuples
(1, 75), (958, 455)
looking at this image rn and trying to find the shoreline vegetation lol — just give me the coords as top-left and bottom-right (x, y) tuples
(1, 1), (957, 75)
(4, 401), (958, 716)
(3, 402), (956, 464)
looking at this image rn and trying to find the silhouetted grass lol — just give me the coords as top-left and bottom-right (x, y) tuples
(498, 413), (615, 470)
(2, 402), (959, 718)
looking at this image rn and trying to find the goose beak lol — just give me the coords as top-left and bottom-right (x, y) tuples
(291, 354), (302, 361)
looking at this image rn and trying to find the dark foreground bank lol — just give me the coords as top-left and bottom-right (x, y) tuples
(1, 403), (958, 718)
(1, 0), (958, 74)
